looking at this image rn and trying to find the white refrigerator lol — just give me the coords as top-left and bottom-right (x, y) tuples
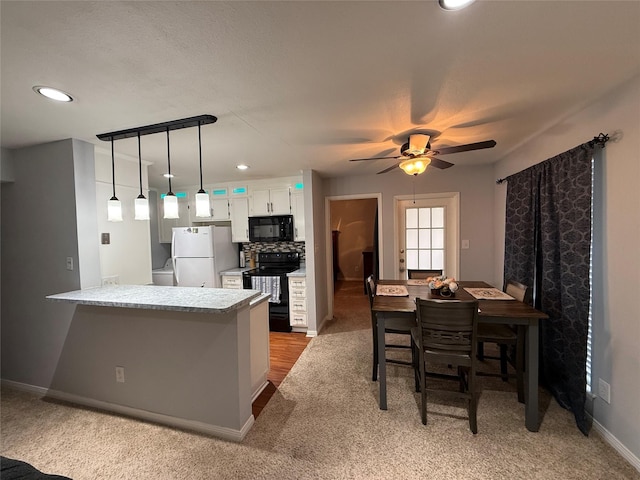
(171, 225), (237, 288)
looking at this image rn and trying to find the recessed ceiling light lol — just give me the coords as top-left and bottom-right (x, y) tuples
(33, 86), (73, 102)
(439, 0), (476, 11)
(163, 173), (175, 178)
(236, 164), (249, 170)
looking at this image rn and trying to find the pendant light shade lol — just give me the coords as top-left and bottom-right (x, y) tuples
(195, 122), (210, 217)
(163, 128), (180, 219)
(107, 138), (123, 222)
(163, 193), (179, 219)
(134, 132), (150, 220)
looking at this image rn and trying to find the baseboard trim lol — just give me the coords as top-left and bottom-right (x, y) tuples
(588, 412), (640, 473)
(1, 379), (254, 442)
(251, 380), (269, 403)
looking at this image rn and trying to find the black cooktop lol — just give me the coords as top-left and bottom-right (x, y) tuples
(243, 252), (300, 276)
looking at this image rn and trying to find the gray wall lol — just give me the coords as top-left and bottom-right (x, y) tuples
(325, 164), (496, 284)
(1, 139), (100, 386)
(493, 74), (640, 465)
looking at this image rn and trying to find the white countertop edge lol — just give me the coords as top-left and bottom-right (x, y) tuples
(46, 285), (262, 314)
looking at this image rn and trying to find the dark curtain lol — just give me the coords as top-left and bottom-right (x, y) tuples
(504, 143), (595, 435)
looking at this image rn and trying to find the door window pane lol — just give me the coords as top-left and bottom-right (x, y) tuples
(405, 206), (447, 276)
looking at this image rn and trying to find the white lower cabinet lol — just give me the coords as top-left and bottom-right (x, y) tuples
(288, 276), (307, 328)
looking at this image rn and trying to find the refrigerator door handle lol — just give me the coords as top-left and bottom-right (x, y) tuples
(171, 230), (178, 285)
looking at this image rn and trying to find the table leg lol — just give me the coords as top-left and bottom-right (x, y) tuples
(377, 311), (387, 410)
(525, 320), (539, 431)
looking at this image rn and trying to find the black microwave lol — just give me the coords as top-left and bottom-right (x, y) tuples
(249, 215), (294, 242)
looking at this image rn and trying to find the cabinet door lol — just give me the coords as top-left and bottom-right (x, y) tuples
(291, 192), (305, 241)
(269, 187), (291, 215)
(250, 187), (290, 215)
(211, 197), (230, 220)
(229, 197), (249, 242)
(250, 189), (271, 216)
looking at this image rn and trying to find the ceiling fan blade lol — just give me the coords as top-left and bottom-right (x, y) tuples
(377, 163), (400, 174)
(432, 140), (497, 155)
(349, 155), (401, 162)
(428, 157), (455, 169)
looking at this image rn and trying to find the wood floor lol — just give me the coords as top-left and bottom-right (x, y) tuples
(252, 331), (311, 418)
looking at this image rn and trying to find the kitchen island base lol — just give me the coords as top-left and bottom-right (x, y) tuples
(46, 286), (269, 441)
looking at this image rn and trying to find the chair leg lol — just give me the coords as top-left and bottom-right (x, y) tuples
(420, 359), (427, 425)
(477, 341), (485, 361)
(467, 370), (478, 434)
(469, 393), (478, 434)
(516, 325), (525, 403)
(372, 324), (378, 381)
(499, 344), (509, 381)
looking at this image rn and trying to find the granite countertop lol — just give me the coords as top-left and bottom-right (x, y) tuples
(47, 285), (262, 314)
(288, 266), (306, 277)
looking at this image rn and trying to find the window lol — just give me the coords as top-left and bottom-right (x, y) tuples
(405, 206), (445, 271)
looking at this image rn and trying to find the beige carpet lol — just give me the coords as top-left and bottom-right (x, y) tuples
(2, 281), (638, 479)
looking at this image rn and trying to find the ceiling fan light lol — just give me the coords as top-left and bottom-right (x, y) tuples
(195, 191), (210, 217)
(163, 193), (179, 219)
(399, 158), (430, 176)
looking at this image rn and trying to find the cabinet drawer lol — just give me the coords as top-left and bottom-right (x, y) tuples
(288, 277), (306, 289)
(222, 276), (243, 289)
(290, 288), (306, 300)
(290, 312), (307, 327)
(290, 298), (307, 313)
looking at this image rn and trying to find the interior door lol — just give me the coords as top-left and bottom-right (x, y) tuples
(397, 194), (459, 279)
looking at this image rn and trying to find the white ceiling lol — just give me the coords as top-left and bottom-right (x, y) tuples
(2, 1), (639, 190)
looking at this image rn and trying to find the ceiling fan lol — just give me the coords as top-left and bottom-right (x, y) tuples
(348, 134), (496, 175)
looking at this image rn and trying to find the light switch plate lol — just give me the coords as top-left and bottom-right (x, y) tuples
(462, 239), (470, 249)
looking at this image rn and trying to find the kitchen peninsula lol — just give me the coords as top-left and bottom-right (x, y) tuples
(46, 285), (270, 441)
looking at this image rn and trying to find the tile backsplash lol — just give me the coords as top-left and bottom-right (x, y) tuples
(242, 242), (305, 263)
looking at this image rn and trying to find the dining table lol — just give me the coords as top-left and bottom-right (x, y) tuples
(372, 279), (549, 432)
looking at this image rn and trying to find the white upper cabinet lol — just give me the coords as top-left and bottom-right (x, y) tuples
(291, 190), (305, 242)
(250, 186), (291, 216)
(229, 185), (249, 243)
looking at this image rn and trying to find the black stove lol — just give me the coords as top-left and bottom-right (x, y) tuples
(243, 252), (300, 332)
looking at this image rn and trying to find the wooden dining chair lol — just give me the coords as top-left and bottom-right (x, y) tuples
(366, 275), (416, 381)
(476, 279), (531, 402)
(407, 269), (443, 279)
(412, 297), (480, 434)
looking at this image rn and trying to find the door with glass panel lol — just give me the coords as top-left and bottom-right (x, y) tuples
(397, 195), (459, 279)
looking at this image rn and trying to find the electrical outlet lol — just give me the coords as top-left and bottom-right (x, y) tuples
(598, 378), (611, 404)
(115, 366), (125, 383)
(66, 257), (74, 271)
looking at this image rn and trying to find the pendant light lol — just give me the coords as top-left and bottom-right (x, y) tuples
(163, 127), (179, 219)
(134, 132), (150, 220)
(195, 121), (210, 217)
(107, 138), (123, 222)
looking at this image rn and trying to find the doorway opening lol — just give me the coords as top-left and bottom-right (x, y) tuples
(326, 194), (382, 324)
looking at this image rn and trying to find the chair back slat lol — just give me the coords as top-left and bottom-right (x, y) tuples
(416, 298), (478, 356)
(504, 279), (532, 304)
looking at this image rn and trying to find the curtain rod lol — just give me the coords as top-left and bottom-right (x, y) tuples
(495, 133), (609, 184)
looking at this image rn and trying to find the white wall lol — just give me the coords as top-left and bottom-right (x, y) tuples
(493, 75), (640, 464)
(94, 146), (152, 285)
